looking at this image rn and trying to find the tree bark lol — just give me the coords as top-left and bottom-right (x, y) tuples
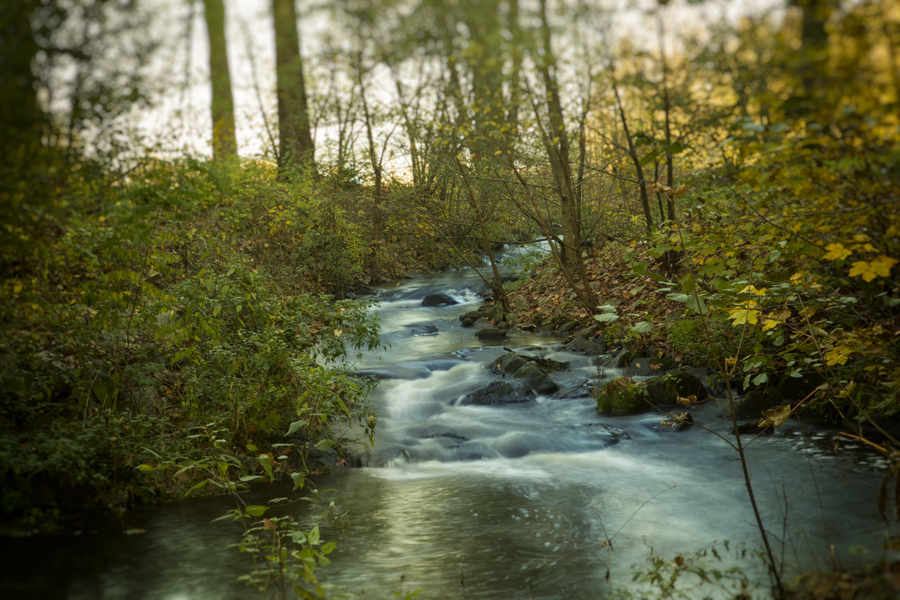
(611, 76), (654, 235)
(657, 9), (676, 223)
(273, 0), (316, 177)
(537, 0), (582, 273)
(356, 57), (384, 247)
(202, 0), (238, 161)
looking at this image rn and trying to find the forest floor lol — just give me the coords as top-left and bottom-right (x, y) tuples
(506, 243), (694, 362)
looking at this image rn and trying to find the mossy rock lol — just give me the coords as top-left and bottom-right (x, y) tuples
(617, 350), (646, 368)
(595, 377), (651, 414)
(645, 371), (708, 405)
(596, 371), (708, 415)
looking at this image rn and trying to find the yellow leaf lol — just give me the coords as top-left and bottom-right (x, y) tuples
(334, 329), (342, 336)
(872, 255), (898, 277)
(847, 255), (896, 282)
(823, 243), (851, 261)
(758, 405), (790, 428)
(825, 345), (853, 366)
(729, 307), (759, 326)
(761, 319), (780, 332)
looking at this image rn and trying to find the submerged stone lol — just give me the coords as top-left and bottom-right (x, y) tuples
(421, 293), (458, 306)
(459, 381), (536, 405)
(476, 328), (508, 340)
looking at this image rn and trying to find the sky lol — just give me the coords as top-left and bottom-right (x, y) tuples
(136, 0), (784, 161)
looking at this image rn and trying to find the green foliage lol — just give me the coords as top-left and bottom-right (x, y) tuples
(655, 104), (900, 421)
(0, 157), (386, 525)
(615, 542), (755, 600)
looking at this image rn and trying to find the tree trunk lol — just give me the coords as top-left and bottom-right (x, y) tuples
(506, 0), (522, 141)
(273, 0), (316, 177)
(537, 0), (582, 274)
(612, 77), (654, 235)
(202, 0), (238, 161)
(357, 58), (384, 247)
(657, 9), (676, 223)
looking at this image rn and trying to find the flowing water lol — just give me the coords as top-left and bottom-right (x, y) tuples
(2, 265), (896, 599)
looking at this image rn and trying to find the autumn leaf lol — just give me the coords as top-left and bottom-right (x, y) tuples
(825, 345), (853, 366)
(761, 319), (780, 332)
(729, 305), (759, 326)
(849, 256), (899, 282)
(823, 243), (851, 261)
(758, 405), (790, 427)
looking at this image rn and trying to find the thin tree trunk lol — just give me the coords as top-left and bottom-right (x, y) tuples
(273, 0), (316, 177)
(356, 57), (383, 247)
(657, 10), (676, 222)
(202, 0), (238, 161)
(537, 0), (582, 273)
(455, 158), (508, 311)
(506, 0), (522, 141)
(611, 76), (654, 234)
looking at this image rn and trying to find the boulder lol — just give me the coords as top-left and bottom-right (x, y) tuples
(599, 347), (638, 368)
(595, 377), (651, 414)
(733, 390), (772, 419)
(574, 325), (597, 339)
(626, 356), (669, 377)
(459, 381), (536, 405)
(595, 371), (708, 414)
(557, 321), (578, 334)
(356, 366), (432, 380)
(403, 322), (439, 336)
(645, 371), (708, 405)
(513, 362), (559, 394)
(562, 337), (603, 356)
(618, 350), (646, 368)
(489, 353), (528, 375)
(421, 293), (458, 307)
(476, 328), (507, 340)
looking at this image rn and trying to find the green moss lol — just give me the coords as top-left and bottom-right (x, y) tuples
(595, 377), (650, 414)
(595, 371), (708, 415)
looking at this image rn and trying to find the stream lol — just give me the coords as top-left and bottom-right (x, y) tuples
(2, 263), (896, 599)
